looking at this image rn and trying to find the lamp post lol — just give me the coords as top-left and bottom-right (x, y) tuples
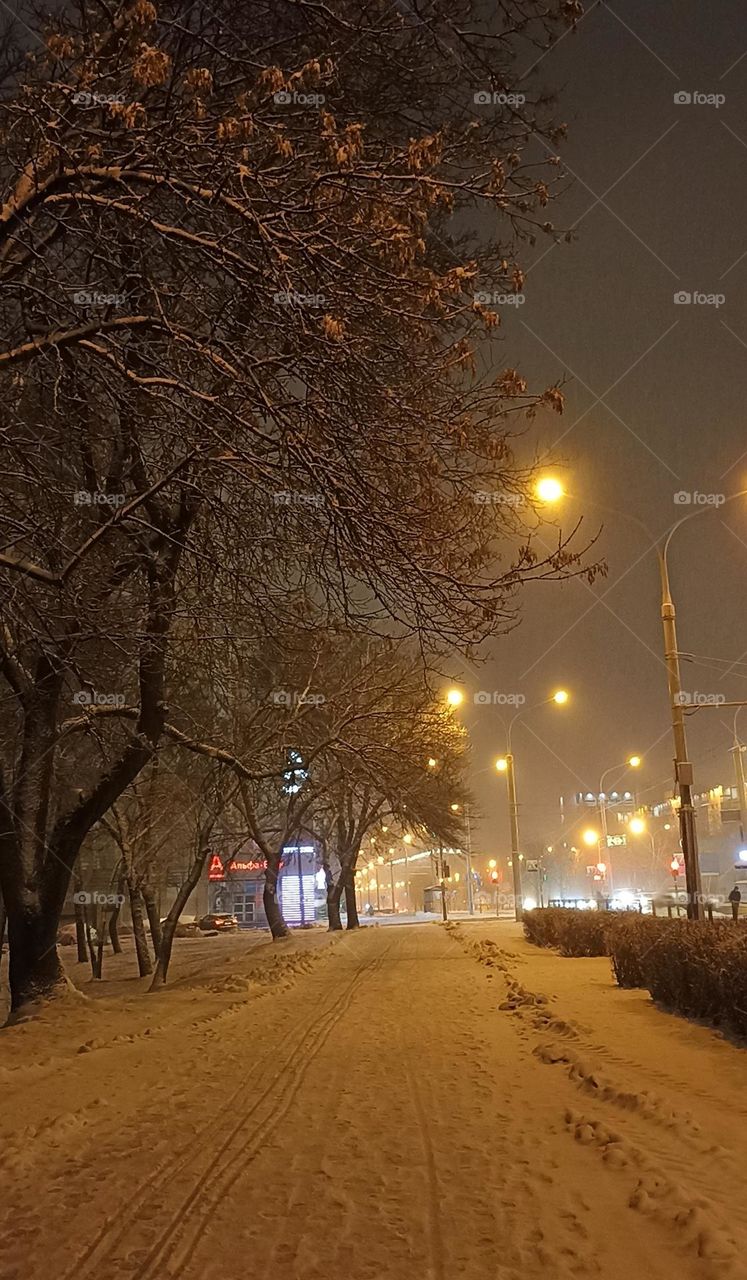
(496, 689), (569, 922)
(732, 708), (747, 842)
(567, 487), (747, 921)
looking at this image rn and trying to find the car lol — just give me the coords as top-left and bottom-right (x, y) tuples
(196, 913), (240, 933)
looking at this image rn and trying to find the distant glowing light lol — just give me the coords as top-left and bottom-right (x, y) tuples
(535, 476), (564, 503)
(582, 828), (599, 847)
(522, 896), (537, 912)
(552, 688), (569, 705)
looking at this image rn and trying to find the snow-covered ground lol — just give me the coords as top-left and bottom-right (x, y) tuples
(1, 920), (746, 1280)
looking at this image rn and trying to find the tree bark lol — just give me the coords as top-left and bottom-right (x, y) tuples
(128, 881), (152, 977)
(344, 878), (360, 929)
(327, 881), (343, 931)
(263, 857), (290, 939)
(142, 886), (162, 958)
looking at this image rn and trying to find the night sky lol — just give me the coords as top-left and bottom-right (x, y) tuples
(461, 0), (747, 857)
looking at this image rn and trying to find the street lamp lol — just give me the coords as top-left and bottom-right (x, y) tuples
(535, 475), (565, 504)
(446, 687), (464, 708)
(570, 486), (747, 919)
(495, 688), (570, 922)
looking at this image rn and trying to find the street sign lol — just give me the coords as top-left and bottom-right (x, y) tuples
(525, 859), (539, 872)
(606, 834), (627, 848)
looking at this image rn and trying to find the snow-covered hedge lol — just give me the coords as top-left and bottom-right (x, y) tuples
(525, 909), (747, 1038)
(522, 906), (611, 956)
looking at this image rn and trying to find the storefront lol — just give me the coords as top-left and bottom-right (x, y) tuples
(207, 842), (317, 928)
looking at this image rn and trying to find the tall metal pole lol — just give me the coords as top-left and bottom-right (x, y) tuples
(659, 547), (704, 920)
(389, 859), (396, 912)
(732, 710), (747, 842)
(439, 839), (448, 921)
(506, 752), (523, 922)
(465, 804), (475, 915)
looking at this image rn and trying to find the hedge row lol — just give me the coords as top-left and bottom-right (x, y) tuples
(522, 906), (615, 956)
(524, 908), (747, 1038)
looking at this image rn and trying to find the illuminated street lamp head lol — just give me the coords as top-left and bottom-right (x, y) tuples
(427, 757), (438, 769)
(403, 833), (413, 844)
(552, 689), (569, 705)
(450, 802), (460, 812)
(582, 828), (599, 847)
(629, 817), (646, 835)
(535, 475), (564, 504)
(488, 858), (497, 869)
(446, 687), (464, 708)
(628, 755), (642, 768)
(495, 757), (508, 772)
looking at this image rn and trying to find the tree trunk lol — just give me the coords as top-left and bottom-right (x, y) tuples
(142, 887), (162, 958)
(344, 879), (360, 930)
(74, 898), (88, 962)
(150, 843), (211, 989)
(5, 907), (67, 1015)
(263, 859), (290, 939)
(327, 881), (343, 931)
(128, 882), (152, 977)
(0, 890), (6, 967)
(108, 901), (123, 953)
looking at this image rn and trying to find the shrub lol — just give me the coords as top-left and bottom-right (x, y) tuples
(523, 907), (612, 957)
(607, 915), (671, 988)
(526, 909), (747, 1039)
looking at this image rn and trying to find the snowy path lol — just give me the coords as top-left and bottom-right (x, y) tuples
(2, 921), (747, 1280)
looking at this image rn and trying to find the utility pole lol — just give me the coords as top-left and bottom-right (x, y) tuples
(732, 712), (747, 841)
(438, 840), (448, 921)
(506, 752), (523, 922)
(659, 548), (704, 920)
(465, 804), (475, 915)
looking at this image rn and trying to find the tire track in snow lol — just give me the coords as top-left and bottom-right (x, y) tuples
(58, 935), (385, 1280)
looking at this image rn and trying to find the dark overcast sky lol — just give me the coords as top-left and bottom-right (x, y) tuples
(460, 0), (747, 857)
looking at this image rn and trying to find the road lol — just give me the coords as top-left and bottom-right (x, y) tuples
(1, 922), (746, 1280)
